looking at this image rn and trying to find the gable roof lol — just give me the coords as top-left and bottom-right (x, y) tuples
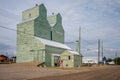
(35, 37), (71, 50)
(68, 50), (80, 55)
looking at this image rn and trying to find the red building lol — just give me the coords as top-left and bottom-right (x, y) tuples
(0, 55), (9, 62)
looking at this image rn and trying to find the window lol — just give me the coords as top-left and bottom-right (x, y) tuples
(29, 13), (31, 17)
(68, 56), (71, 60)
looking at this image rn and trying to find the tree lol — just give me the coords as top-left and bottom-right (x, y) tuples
(106, 58), (113, 62)
(114, 57), (120, 65)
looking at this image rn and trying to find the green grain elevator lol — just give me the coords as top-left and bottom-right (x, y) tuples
(17, 4), (70, 66)
(16, 4), (82, 67)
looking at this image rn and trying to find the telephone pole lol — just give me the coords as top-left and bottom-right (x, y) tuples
(79, 27), (82, 66)
(115, 52), (117, 65)
(98, 39), (100, 66)
(101, 40), (104, 65)
(79, 27), (81, 56)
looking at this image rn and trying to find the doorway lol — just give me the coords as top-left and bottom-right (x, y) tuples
(54, 56), (60, 67)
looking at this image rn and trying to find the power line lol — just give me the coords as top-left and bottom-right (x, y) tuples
(0, 2), (101, 47)
(33, 0), (41, 4)
(0, 24), (97, 51)
(0, 25), (102, 53)
(0, 25), (34, 37)
(0, 7), (96, 47)
(0, 26), (16, 32)
(0, 6), (94, 45)
(0, 8), (20, 21)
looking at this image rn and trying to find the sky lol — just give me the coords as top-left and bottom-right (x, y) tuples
(0, 0), (120, 60)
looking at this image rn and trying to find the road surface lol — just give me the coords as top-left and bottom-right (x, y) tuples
(29, 66), (120, 80)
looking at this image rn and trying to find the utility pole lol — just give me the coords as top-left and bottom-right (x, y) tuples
(79, 27), (81, 56)
(115, 52), (117, 65)
(79, 27), (82, 66)
(98, 39), (100, 66)
(101, 40), (104, 65)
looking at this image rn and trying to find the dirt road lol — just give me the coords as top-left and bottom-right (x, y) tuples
(0, 63), (120, 80)
(29, 66), (120, 80)
(0, 63), (91, 80)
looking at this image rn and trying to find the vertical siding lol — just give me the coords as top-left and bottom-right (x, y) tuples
(34, 5), (51, 40)
(17, 20), (46, 63)
(45, 53), (52, 67)
(74, 55), (81, 67)
(47, 14), (64, 43)
(51, 14), (64, 43)
(34, 18), (51, 40)
(17, 20), (35, 63)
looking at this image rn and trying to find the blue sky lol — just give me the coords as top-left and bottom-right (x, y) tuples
(0, 0), (120, 59)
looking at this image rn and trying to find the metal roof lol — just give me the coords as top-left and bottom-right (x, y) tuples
(35, 37), (71, 50)
(68, 50), (80, 55)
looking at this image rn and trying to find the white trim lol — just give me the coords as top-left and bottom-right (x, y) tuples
(68, 50), (79, 55)
(52, 54), (60, 56)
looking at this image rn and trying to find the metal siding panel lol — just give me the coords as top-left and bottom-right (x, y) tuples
(45, 53), (52, 67)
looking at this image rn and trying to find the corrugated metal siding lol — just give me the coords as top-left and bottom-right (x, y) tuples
(45, 53), (52, 67)
(74, 55), (80, 67)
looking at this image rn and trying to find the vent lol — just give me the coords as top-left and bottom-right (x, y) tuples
(36, 4), (38, 6)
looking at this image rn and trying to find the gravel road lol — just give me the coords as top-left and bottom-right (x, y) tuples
(0, 63), (119, 80)
(29, 66), (120, 80)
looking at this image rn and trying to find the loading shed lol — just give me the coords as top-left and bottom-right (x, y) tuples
(61, 50), (82, 67)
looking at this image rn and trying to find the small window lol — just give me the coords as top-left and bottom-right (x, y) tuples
(68, 56), (71, 60)
(29, 13), (31, 17)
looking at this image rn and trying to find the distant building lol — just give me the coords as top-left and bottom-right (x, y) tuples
(107, 61), (115, 65)
(83, 58), (97, 64)
(16, 4), (82, 67)
(0, 55), (9, 62)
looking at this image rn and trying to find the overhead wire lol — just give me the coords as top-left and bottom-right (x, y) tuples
(0, 25), (91, 50)
(0, 3), (94, 47)
(0, 8), (20, 21)
(0, 25), (93, 50)
(0, 0), (97, 46)
(33, 0), (93, 45)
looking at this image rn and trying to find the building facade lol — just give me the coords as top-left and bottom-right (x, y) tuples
(16, 4), (82, 67)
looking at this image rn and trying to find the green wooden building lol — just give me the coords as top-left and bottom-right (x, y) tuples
(16, 4), (82, 67)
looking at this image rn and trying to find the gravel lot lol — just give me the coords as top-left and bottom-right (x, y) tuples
(29, 66), (120, 80)
(0, 63), (118, 80)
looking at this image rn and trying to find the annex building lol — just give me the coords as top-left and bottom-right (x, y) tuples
(16, 4), (82, 67)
